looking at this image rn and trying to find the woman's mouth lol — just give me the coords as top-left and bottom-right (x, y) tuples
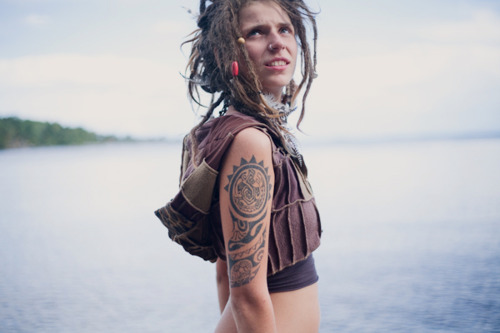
(269, 60), (287, 66)
(266, 58), (289, 69)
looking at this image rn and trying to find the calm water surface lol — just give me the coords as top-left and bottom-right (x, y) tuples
(1, 140), (499, 332)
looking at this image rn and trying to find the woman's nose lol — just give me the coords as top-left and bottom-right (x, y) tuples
(268, 32), (285, 51)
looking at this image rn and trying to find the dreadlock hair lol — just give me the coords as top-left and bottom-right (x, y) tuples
(183, 0), (318, 165)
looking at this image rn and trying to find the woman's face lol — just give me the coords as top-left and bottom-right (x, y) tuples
(239, 1), (298, 100)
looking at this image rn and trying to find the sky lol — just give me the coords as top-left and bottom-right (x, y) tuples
(0, 0), (499, 140)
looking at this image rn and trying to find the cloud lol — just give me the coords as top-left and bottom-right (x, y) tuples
(419, 9), (500, 44)
(151, 20), (192, 41)
(0, 54), (194, 137)
(23, 14), (50, 27)
(152, 21), (180, 36)
(1, 54), (165, 88)
(300, 9), (500, 138)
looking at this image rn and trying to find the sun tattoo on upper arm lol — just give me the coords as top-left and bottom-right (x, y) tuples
(224, 156), (272, 287)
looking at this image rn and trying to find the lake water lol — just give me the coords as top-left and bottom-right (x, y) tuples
(1, 139), (499, 332)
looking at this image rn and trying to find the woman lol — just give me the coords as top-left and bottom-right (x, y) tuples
(156, 0), (322, 332)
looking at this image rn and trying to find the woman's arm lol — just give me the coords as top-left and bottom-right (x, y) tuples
(216, 127), (277, 333)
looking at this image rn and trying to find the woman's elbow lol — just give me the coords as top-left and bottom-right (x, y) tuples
(230, 288), (271, 313)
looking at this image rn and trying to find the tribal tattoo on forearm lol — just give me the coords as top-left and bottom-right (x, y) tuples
(224, 156), (272, 287)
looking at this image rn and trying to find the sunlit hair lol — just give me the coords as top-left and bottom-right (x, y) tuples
(183, 0), (318, 163)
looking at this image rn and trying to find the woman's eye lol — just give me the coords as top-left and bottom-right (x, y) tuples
(248, 30), (262, 37)
(280, 27), (292, 34)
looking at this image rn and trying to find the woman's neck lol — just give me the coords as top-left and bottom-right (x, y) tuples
(225, 105), (240, 116)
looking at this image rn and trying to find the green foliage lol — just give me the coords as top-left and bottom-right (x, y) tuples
(0, 117), (117, 149)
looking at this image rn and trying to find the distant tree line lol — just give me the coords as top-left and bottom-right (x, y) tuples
(0, 117), (119, 149)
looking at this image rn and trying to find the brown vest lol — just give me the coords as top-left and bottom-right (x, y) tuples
(157, 112), (322, 275)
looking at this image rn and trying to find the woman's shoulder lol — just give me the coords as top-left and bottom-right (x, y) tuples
(204, 113), (270, 141)
(230, 126), (272, 156)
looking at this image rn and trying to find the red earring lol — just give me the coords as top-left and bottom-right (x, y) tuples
(232, 61), (239, 76)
